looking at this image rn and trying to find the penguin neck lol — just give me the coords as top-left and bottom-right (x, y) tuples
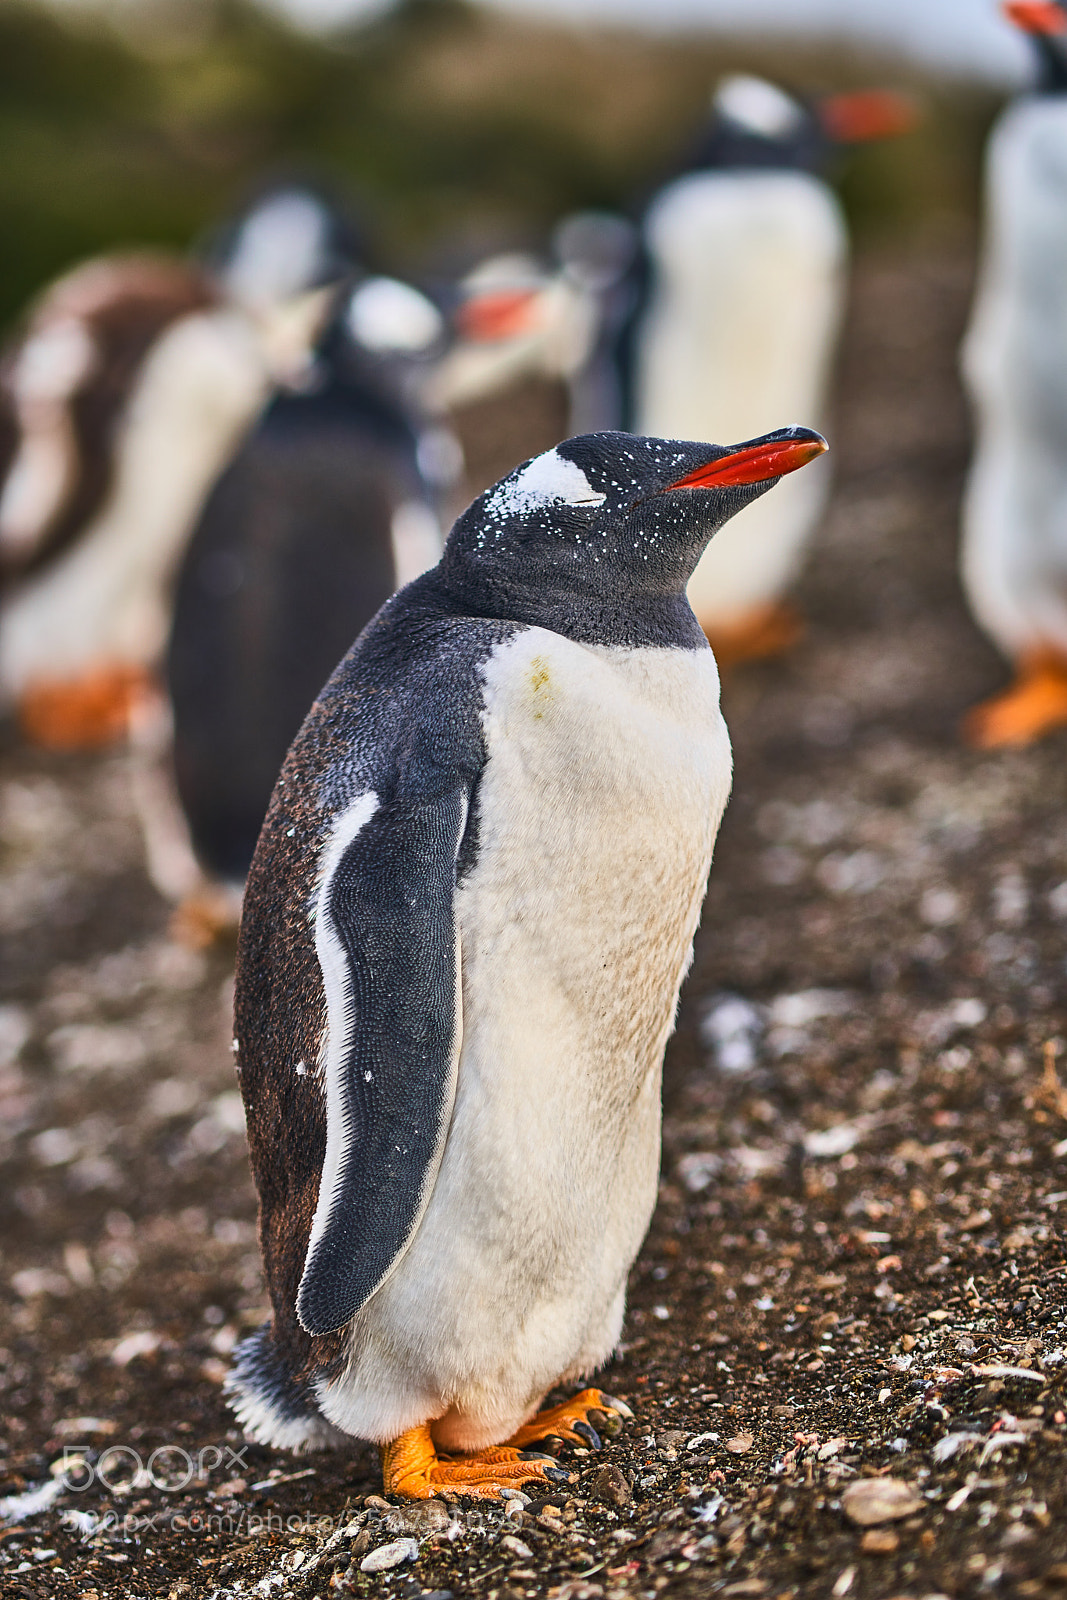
(422, 561), (708, 652)
(680, 120), (826, 177)
(1033, 37), (1067, 93)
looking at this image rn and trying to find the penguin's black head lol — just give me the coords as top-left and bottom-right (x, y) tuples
(437, 427), (826, 646)
(680, 74), (915, 178)
(688, 75), (825, 173)
(1004, 2), (1067, 90)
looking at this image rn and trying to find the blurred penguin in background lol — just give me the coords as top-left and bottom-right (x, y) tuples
(0, 183), (363, 752)
(0, 254), (221, 746)
(959, 2), (1067, 747)
(632, 74), (914, 666)
(424, 244), (611, 504)
(147, 270), (454, 943)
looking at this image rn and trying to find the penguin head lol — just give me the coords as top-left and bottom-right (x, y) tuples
(689, 75), (825, 173)
(440, 427), (827, 622)
(679, 74), (916, 179)
(1003, 2), (1067, 90)
(207, 182), (366, 312)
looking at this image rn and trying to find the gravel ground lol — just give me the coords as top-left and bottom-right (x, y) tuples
(1, 234), (1066, 1600)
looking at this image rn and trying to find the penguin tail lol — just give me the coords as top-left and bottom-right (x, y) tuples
(224, 1322), (350, 1454)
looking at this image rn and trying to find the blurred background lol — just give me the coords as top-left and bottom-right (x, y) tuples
(0, 0), (1028, 333)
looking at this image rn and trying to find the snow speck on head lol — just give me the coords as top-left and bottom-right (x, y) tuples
(487, 448), (606, 519)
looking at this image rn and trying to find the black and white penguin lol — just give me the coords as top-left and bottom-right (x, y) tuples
(225, 423), (827, 1496)
(0, 254), (224, 745)
(631, 75), (912, 665)
(158, 274), (449, 920)
(960, 1), (1067, 746)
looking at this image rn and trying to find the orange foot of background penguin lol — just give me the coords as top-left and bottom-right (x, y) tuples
(700, 601), (805, 670)
(962, 648), (1067, 749)
(18, 664), (155, 750)
(381, 1389), (633, 1500)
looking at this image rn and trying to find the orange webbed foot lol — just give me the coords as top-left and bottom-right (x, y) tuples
(962, 651), (1067, 749)
(381, 1423), (571, 1502)
(168, 886), (242, 950)
(504, 1387), (634, 1453)
(701, 602), (805, 670)
(18, 665), (155, 750)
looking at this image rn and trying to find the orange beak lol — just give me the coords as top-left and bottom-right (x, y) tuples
(456, 289), (543, 342)
(818, 89), (921, 145)
(1003, 0), (1067, 31)
(663, 431), (828, 493)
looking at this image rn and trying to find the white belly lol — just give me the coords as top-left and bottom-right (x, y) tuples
(635, 171), (845, 623)
(961, 99), (1067, 660)
(316, 629), (731, 1447)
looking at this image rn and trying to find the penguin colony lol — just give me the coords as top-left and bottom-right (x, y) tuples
(436, 74), (913, 663)
(226, 426), (826, 1496)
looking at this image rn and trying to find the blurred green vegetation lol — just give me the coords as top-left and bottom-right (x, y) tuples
(0, 0), (1005, 329)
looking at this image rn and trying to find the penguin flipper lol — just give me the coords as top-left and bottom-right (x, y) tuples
(296, 784), (467, 1338)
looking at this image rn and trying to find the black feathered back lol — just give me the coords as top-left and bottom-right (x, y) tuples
(166, 351), (429, 882)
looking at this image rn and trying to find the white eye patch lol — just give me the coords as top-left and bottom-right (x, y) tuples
(713, 74), (804, 140)
(347, 277), (444, 354)
(487, 447), (606, 517)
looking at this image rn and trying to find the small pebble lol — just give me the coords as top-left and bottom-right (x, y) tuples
(360, 1536), (419, 1573)
(501, 1534), (534, 1559)
(860, 1528), (900, 1554)
(384, 1499), (451, 1537)
(841, 1478), (923, 1527)
(725, 1433), (754, 1454)
(592, 1464), (632, 1509)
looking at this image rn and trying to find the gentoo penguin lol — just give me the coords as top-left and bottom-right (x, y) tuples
(0, 187), (363, 751)
(0, 254), (217, 744)
(632, 75), (912, 665)
(959, 0), (1067, 746)
(0, 258), (280, 748)
(225, 423), (827, 1496)
(157, 274), (449, 922)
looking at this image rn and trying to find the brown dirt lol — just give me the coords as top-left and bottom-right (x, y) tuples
(1, 233), (1066, 1600)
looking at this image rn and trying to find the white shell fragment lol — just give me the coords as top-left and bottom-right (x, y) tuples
(359, 1536), (419, 1572)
